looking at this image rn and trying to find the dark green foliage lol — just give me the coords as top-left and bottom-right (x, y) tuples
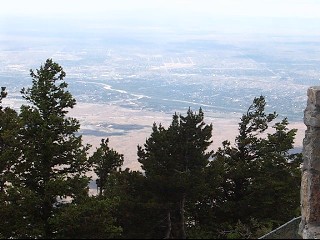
(21, 59), (74, 117)
(0, 94), (20, 193)
(103, 169), (168, 239)
(50, 196), (122, 239)
(138, 108), (213, 239)
(0, 88), (25, 238)
(13, 59), (91, 238)
(201, 96), (302, 238)
(89, 138), (124, 196)
(224, 218), (273, 239)
(0, 186), (44, 238)
(0, 87), (7, 108)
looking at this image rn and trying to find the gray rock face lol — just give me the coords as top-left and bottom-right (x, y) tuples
(300, 87), (320, 238)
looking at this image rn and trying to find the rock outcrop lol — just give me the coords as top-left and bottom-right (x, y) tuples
(300, 86), (320, 238)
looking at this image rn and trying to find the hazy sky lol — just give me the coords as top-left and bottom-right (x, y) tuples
(1, 0), (320, 19)
(1, 0), (320, 38)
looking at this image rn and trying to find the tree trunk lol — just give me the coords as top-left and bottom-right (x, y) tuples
(0, 177), (4, 193)
(170, 194), (187, 239)
(164, 210), (172, 239)
(179, 194), (187, 239)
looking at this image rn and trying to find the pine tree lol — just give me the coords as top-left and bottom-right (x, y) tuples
(138, 108), (213, 239)
(89, 138), (124, 196)
(0, 87), (19, 193)
(102, 168), (167, 239)
(15, 59), (91, 238)
(209, 96), (302, 237)
(0, 87), (7, 108)
(50, 196), (123, 239)
(0, 87), (25, 238)
(0, 107), (20, 193)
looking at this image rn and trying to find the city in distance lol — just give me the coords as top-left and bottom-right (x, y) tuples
(1, 16), (320, 169)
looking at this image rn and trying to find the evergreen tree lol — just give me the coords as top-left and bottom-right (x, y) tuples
(50, 196), (123, 239)
(89, 138), (124, 196)
(138, 108), (213, 239)
(0, 87), (20, 193)
(89, 139), (166, 239)
(0, 87), (25, 238)
(15, 59), (91, 238)
(0, 87), (7, 108)
(207, 96), (302, 237)
(95, 168), (164, 239)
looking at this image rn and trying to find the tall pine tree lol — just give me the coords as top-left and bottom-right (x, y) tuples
(208, 96), (302, 238)
(0, 87), (18, 193)
(138, 108), (213, 239)
(0, 87), (25, 238)
(15, 59), (90, 238)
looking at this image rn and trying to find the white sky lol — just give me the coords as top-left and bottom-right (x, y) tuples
(1, 0), (320, 37)
(1, 0), (320, 19)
